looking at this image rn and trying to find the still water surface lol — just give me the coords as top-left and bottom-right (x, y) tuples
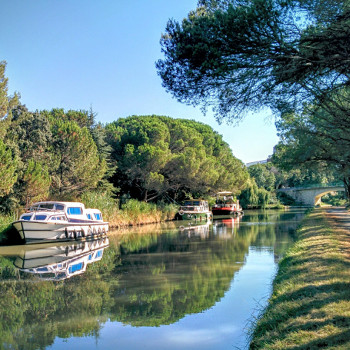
(0, 209), (305, 350)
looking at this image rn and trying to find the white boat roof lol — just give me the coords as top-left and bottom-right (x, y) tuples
(22, 210), (65, 215)
(217, 192), (233, 195)
(31, 201), (85, 206)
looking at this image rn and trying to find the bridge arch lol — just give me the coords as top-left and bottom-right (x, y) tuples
(278, 185), (345, 207)
(314, 189), (345, 206)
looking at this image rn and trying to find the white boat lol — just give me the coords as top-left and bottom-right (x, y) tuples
(12, 201), (109, 244)
(177, 199), (212, 221)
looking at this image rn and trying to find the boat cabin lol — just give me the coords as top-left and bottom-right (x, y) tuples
(86, 209), (103, 221)
(19, 211), (68, 222)
(181, 200), (209, 212)
(29, 201), (88, 221)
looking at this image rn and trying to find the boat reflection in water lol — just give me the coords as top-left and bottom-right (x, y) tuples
(178, 221), (211, 239)
(212, 216), (241, 237)
(13, 237), (109, 281)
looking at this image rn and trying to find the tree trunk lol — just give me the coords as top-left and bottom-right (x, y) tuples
(343, 177), (350, 202)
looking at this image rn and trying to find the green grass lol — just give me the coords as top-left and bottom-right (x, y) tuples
(249, 208), (350, 349)
(81, 191), (178, 228)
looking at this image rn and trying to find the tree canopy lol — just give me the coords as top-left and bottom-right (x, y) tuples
(106, 115), (248, 202)
(0, 57), (251, 210)
(273, 92), (350, 197)
(0, 61), (19, 139)
(156, 0), (350, 201)
(0, 139), (17, 197)
(156, 0), (350, 122)
(248, 163), (276, 192)
(49, 118), (107, 197)
(0, 63), (110, 210)
(0, 59), (251, 210)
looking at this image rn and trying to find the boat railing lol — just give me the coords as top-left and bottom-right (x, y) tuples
(29, 207), (65, 213)
(180, 206), (206, 212)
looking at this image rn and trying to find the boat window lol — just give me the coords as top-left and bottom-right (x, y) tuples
(55, 204), (64, 210)
(56, 272), (66, 279)
(87, 214), (92, 219)
(34, 215), (47, 221)
(94, 213), (102, 220)
(37, 267), (49, 272)
(67, 207), (83, 215)
(69, 262), (84, 273)
(39, 203), (54, 210)
(49, 217), (57, 221)
(21, 214), (32, 221)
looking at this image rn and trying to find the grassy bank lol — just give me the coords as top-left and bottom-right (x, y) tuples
(249, 208), (350, 349)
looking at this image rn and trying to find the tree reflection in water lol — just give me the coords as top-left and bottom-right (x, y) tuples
(0, 209), (304, 349)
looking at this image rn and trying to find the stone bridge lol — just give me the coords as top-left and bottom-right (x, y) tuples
(278, 183), (345, 207)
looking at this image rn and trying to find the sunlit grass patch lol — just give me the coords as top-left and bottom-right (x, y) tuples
(249, 209), (350, 349)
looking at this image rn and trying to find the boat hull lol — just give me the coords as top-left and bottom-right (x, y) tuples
(212, 207), (243, 216)
(12, 220), (109, 244)
(177, 211), (212, 221)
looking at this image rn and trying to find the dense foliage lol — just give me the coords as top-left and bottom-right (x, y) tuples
(244, 161), (341, 207)
(273, 94), (350, 198)
(0, 62), (109, 211)
(157, 0), (350, 201)
(0, 61), (252, 211)
(105, 115), (248, 202)
(157, 0), (350, 122)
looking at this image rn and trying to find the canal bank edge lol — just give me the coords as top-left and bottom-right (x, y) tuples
(249, 207), (350, 349)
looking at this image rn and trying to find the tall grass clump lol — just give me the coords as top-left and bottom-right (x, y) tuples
(81, 191), (119, 221)
(81, 191), (178, 228)
(249, 208), (350, 349)
(120, 199), (177, 226)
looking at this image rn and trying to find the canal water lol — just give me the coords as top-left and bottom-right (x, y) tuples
(0, 209), (304, 350)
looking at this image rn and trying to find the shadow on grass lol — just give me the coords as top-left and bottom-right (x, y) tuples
(289, 329), (350, 350)
(255, 282), (350, 331)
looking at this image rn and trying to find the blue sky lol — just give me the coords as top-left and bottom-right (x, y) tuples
(1, 0), (278, 163)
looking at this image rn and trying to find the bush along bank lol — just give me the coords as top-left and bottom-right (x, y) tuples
(249, 208), (350, 349)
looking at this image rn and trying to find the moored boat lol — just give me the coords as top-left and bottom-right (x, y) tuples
(12, 201), (109, 244)
(212, 192), (243, 216)
(177, 199), (212, 221)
